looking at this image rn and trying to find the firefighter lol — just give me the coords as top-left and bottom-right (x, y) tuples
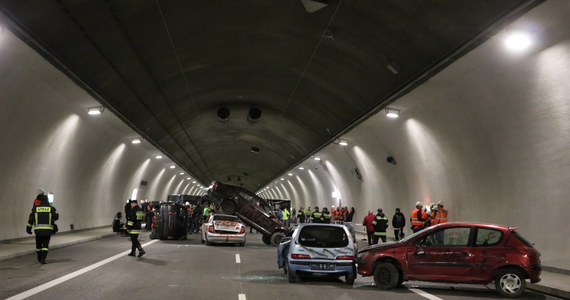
(322, 207), (332, 223)
(411, 202), (427, 233)
(26, 194), (59, 264)
(311, 206), (323, 223)
(126, 199), (146, 257)
(372, 209), (389, 244)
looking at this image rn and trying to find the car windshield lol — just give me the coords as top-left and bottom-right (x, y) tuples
(213, 215), (240, 222)
(298, 226), (349, 248)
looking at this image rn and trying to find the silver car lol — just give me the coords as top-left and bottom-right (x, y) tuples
(201, 214), (247, 246)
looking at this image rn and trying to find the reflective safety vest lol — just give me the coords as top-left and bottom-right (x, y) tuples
(28, 204), (59, 236)
(282, 210), (290, 220)
(433, 209), (448, 224)
(127, 206), (145, 234)
(410, 208), (425, 227)
(311, 212), (323, 223)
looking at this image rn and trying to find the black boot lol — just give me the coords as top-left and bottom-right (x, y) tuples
(37, 251), (42, 263)
(40, 251), (47, 264)
(128, 252), (136, 257)
(137, 246), (145, 257)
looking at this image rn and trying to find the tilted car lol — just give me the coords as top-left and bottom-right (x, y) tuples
(356, 222), (541, 298)
(208, 181), (290, 246)
(277, 223), (357, 284)
(201, 214), (246, 246)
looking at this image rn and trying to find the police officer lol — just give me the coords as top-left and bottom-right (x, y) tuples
(126, 199), (146, 257)
(311, 206), (323, 223)
(372, 209), (389, 244)
(26, 194), (58, 264)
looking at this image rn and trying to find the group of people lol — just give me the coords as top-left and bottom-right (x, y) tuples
(362, 201), (448, 246)
(291, 206), (355, 224)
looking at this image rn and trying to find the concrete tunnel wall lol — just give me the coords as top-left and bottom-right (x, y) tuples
(258, 1), (570, 270)
(0, 29), (205, 241)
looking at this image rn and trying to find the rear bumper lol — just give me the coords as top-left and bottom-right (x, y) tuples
(206, 233), (246, 244)
(289, 259), (355, 276)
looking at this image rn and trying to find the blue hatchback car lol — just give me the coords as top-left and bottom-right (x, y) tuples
(277, 223), (357, 284)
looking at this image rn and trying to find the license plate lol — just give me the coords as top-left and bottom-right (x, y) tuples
(310, 263), (335, 270)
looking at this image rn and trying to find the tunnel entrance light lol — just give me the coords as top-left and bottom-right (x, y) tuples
(87, 106), (104, 115)
(385, 108), (400, 119)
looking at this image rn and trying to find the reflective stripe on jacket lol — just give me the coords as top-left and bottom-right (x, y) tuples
(433, 209), (448, 224)
(410, 208), (425, 227)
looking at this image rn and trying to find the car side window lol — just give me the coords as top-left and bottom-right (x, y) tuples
(423, 227), (470, 247)
(475, 228), (502, 247)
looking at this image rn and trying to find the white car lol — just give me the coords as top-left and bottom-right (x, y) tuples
(201, 214), (246, 246)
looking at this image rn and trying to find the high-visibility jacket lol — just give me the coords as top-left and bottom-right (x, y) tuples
(433, 209), (448, 225)
(127, 206), (145, 235)
(372, 214), (388, 236)
(282, 209), (290, 220)
(323, 212), (332, 223)
(28, 203), (59, 236)
(311, 211), (323, 223)
(410, 208), (426, 227)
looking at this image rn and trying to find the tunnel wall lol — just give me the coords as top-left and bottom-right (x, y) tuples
(0, 29), (204, 241)
(259, 1), (570, 270)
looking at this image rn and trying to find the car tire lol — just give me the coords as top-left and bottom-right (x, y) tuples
(345, 273), (356, 285)
(373, 263), (400, 290)
(494, 268), (526, 298)
(220, 200), (236, 215)
(262, 234), (272, 245)
(270, 232), (284, 246)
(238, 242), (245, 247)
(287, 263), (299, 283)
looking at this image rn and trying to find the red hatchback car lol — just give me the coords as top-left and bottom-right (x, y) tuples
(356, 222), (541, 298)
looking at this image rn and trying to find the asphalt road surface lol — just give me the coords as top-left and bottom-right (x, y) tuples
(0, 232), (562, 300)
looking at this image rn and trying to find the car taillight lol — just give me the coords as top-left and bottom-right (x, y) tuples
(291, 253), (311, 259)
(208, 225), (215, 233)
(336, 256), (355, 260)
(239, 226), (246, 234)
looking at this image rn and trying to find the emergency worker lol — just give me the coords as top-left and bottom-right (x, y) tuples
(432, 201), (448, 225)
(282, 207), (291, 227)
(305, 207), (313, 223)
(311, 207), (323, 223)
(26, 194), (58, 264)
(372, 209), (389, 244)
(322, 207), (332, 223)
(126, 200), (146, 257)
(411, 202), (427, 233)
(297, 206), (305, 223)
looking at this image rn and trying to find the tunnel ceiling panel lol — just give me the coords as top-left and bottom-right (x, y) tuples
(0, 0), (542, 190)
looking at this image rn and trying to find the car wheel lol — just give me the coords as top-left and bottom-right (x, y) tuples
(220, 200), (236, 215)
(373, 263), (400, 290)
(262, 234), (272, 245)
(270, 232), (284, 246)
(239, 242), (245, 247)
(345, 273), (356, 285)
(495, 268), (526, 298)
(287, 263), (299, 283)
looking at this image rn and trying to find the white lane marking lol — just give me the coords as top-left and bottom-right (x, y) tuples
(235, 253), (241, 264)
(238, 294), (246, 300)
(409, 288), (444, 300)
(6, 239), (159, 300)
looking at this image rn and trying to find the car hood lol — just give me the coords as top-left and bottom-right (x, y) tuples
(358, 241), (401, 254)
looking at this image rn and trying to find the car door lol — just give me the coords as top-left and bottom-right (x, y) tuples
(406, 227), (476, 281)
(471, 227), (505, 281)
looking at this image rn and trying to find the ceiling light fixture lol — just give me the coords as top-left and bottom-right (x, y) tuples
(155, 155), (163, 159)
(314, 156), (321, 161)
(338, 139), (349, 146)
(87, 106), (104, 115)
(505, 31), (531, 51)
(298, 167), (305, 170)
(131, 137), (142, 144)
(280, 178), (285, 181)
(288, 173), (293, 176)
(170, 165), (176, 169)
(385, 108), (400, 119)
(179, 172), (184, 175)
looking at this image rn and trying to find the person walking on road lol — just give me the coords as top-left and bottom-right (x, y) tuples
(392, 208), (406, 241)
(362, 210), (375, 246)
(126, 200), (146, 257)
(372, 209), (389, 244)
(26, 194), (59, 264)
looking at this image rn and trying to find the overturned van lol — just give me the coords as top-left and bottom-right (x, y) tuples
(207, 181), (290, 246)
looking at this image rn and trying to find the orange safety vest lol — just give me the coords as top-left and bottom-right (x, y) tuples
(410, 208), (425, 227)
(433, 209), (448, 224)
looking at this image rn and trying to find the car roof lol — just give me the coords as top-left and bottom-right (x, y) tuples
(212, 214), (240, 219)
(296, 223), (347, 229)
(432, 222), (513, 231)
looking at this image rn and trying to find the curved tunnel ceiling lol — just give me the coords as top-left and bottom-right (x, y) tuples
(0, 0), (542, 191)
